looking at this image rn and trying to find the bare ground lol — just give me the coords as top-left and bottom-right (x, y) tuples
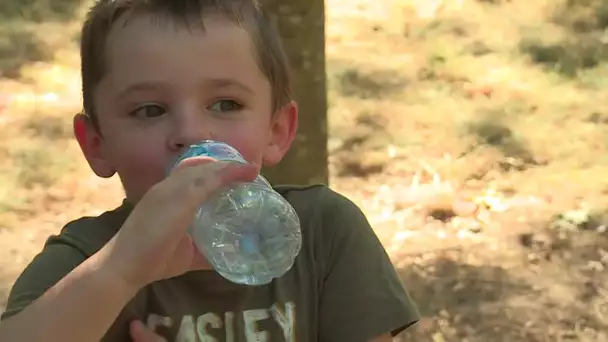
(1, 0), (608, 341)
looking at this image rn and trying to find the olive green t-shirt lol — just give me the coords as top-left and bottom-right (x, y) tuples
(1, 185), (419, 341)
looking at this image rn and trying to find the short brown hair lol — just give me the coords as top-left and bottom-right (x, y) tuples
(80, 0), (292, 129)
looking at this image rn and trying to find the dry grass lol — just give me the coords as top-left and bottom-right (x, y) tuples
(0, 1), (104, 227)
(325, 0), (608, 340)
(327, 0), (608, 199)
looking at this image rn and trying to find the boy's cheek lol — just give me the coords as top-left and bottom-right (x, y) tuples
(111, 147), (173, 200)
(219, 125), (270, 166)
(107, 127), (267, 199)
(224, 139), (265, 166)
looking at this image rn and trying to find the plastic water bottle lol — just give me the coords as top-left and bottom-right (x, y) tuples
(171, 140), (302, 286)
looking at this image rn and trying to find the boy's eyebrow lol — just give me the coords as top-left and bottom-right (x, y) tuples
(116, 81), (169, 100)
(205, 78), (255, 94)
(116, 78), (255, 99)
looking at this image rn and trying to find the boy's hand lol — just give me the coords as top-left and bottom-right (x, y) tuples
(95, 157), (257, 293)
(130, 320), (166, 342)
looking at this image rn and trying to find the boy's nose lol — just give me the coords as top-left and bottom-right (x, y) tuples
(167, 114), (213, 152)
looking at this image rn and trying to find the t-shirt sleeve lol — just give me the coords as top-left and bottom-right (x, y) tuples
(0, 242), (87, 321)
(317, 189), (420, 341)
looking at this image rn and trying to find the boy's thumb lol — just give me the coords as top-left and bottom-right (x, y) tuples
(129, 320), (167, 342)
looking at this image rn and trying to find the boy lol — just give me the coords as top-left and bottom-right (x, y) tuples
(0, 0), (420, 341)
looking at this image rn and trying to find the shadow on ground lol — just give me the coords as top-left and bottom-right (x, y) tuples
(393, 226), (608, 342)
(0, 0), (85, 78)
(335, 67), (408, 99)
(520, 0), (608, 78)
(0, 0), (84, 22)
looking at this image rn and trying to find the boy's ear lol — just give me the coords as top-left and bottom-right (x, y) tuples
(263, 101), (298, 166)
(73, 113), (116, 178)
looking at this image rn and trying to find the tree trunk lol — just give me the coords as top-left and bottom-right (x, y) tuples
(260, 0), (329, 186)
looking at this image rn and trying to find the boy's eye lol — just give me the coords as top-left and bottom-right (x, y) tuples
(130, 104), (167, 118)
(208, 99), (243, 112)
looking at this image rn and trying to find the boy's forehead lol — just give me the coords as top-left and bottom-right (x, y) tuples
(106, 10), (236, 41)
(104, 12), (253, 60)
(97, 12), (267, 93)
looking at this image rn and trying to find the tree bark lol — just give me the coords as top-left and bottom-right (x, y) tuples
(260, 0), (329, 186)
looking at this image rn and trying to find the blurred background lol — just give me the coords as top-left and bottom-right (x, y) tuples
(1, 0), (608, 340)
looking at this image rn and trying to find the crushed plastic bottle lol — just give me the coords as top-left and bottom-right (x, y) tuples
(171, 140), (302, 286)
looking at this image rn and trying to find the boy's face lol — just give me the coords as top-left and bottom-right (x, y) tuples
(75, 14), (297, 202)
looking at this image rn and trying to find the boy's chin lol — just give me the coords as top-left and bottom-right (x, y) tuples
(122, 189), (145, 205)
(120, 181), (155, 205)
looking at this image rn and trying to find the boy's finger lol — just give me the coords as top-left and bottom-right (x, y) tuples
(175, 161), (258, 211)
(171, 235), (212, 271)
(129, 320), (167, 342)
(142, 161), (257, 239)
(190, 241), (211, 271)
(151, 160), (255, 206)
